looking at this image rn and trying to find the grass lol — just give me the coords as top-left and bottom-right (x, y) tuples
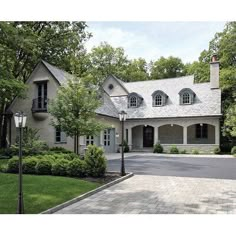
(0, 173), (101, 214)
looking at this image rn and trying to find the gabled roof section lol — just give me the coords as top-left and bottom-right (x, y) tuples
(107, 75), (130, 94)
(41, 60), (73, 85)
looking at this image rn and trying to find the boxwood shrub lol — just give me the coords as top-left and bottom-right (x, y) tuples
(6, 157), (19, 173)
(231, 146), (236, 155)
(84, 145), (106, 177)
(153, 143), (163, 153)
(52, 159), (70, 176)
(67, 159), (87, 177)
(35, 159), (52, 175)
(23, 158), (38, 174)
(170, 146), (179, 154)
(214, 147), (221, 154)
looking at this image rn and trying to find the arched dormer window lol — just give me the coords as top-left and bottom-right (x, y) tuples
(128, 92), (143, 108)
(179, 88), (195, 105)
(152, 90), (168, 107)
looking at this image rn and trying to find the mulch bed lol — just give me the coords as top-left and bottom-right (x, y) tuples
(83, 172), (122, 184)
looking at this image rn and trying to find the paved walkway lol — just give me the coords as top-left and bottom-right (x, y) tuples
(55, 175), (236, 214)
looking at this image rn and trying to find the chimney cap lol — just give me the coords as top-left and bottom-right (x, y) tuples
(211, 53), (219, 63)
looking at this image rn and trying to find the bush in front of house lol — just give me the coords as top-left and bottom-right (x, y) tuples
(84, 145), (106, 177)
(23, 158), (38, 174)
(67, 159), (87, 177)
(49, 147), (73, 154)
(35, 159), (52, 175)
(192, 149), (199, 154)
(214, 147), (221, 154)
(180, 149), (187, 154)
(231, 146), (236, 155)
(6, 157), (19, 173)
(52, 159), (70, 176)
(153, 143), (163, 153)
(170, 146), (179, 154)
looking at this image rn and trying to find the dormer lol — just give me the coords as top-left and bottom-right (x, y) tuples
(152, 90), (168, 107)
(128, 92), (143, 108)
(179, 88), (196, 105)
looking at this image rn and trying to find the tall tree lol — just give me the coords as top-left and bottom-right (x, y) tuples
(49, 76), (105, 154)
(88, 42), (129, 85)
(150, 56), (186, 80)
(0, 21), (91, 147)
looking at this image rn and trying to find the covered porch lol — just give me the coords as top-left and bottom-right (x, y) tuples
(125, 118), (220, 153)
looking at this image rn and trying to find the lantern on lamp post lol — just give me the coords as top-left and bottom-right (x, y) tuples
(14, 111), (27, 214)
(119, 110), (127, 176)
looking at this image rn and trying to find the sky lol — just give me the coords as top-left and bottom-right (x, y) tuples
(85, 22), (226, 63)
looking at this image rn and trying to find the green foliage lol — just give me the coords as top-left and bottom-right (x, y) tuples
(192, 149), (199, 155)
(231, 146), (236, 155)
(6, 157), (19, 173)
(35, 159), (52, 175)
(49, 76), (105, 154)
(153, 143), (163, 153)
(224, 104), (236, 137)
(214, 147), (221, 154)
(169, 146), (179, 154)
(150, 56), (186, 80)
(49, 147), (73, 153)
(123, 140), (129, 153)
(23, 158), (37, 174)
(52, 159), (70, 176)
(84, 145), (106, 177)
(180, 150), (187, 154)
(67, 159), (87, 177)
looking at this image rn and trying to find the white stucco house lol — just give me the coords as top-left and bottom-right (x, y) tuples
(7, 55), (221, 153)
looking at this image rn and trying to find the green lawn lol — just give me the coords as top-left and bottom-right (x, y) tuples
(0, 173), (101, 214)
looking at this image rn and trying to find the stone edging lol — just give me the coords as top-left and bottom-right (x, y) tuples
(40, 172), (134, 214)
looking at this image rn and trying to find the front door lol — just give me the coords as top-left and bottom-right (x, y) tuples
(143, 126), (154, 147)
(103, 128), (115, 153)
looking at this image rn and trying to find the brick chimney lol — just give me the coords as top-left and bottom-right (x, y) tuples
(210, 54), (220, 89)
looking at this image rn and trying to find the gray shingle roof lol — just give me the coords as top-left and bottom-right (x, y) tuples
(42, 60), (73, 85)
(110, 75), (222, 119)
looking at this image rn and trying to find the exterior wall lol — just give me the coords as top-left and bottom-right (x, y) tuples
(162, 144), (219, 153)
(187, 124), (215, 144)
(103, 76), (128, 97)
(159, 124), (183, 144)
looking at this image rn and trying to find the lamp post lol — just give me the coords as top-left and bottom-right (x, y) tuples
(14, 111), (27, 214)
(119, 110), (127, 176)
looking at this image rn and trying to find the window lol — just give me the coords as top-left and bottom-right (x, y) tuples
(182, 93), (190, 104)
(155, 94), (163, 106)
(126, 129), (128, 143)
(55, 127), (67, 143)
(37, 82), (47, 109)
(196, 124), (208, 139)
(86, 135), (94, 145)
(104, 129), (111, 146)
(130, 96), (137, 107)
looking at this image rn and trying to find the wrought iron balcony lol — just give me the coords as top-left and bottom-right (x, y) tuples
(32, 98), (49, 113)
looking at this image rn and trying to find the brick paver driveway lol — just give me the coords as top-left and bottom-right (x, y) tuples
(55, 154), (236, 214)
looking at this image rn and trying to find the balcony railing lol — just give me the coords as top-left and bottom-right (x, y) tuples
(32, 98), (49, 113)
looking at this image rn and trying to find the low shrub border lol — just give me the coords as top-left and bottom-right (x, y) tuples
(41, 172), (134, 214)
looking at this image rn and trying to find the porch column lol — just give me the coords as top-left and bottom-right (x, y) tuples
(183, 126), (187, 144)
(100, 130), (104, 147)
(215, 122), (220, 145)
(128, 127), (132, 150)
(154, 126), (159, 144)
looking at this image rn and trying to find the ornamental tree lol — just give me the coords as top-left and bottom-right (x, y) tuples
(49, 76), (105, 154)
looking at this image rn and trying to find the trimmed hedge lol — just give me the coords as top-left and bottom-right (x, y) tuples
(67, 159), (87, 177)
(84, 145), (106, 177)
(35, 159), (52, 175)
(153, 143), (163, 153)
(6, 157), (19, 173)
(23, 158), (37, 174)
(170, 146), (179, 154)
(52, 159), (70, 176)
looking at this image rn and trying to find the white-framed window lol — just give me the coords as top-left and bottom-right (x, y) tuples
(154, 94), (163, 106)
(55, 127), (67, 143)
(129, 96), (137, 107)
(182, 93), (190, 104)
(86, 135), (94, 145)
(104, 129), (111, 146)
